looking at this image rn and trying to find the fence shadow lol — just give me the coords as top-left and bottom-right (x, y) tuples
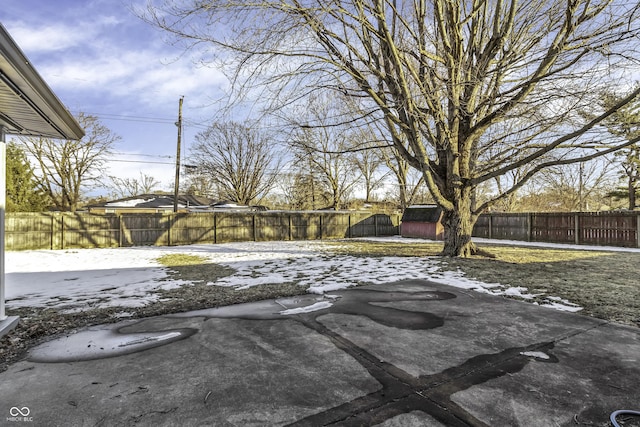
(345, 213), (400, 239)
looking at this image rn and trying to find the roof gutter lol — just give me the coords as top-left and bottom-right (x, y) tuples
(0, 23), (84, 140)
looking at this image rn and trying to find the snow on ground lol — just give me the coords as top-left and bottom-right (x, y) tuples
(6, 237), (605, 314)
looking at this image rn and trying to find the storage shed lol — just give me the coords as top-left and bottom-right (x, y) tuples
(400, 205), (444, 240)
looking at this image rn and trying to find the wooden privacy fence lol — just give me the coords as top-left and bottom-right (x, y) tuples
(5, 211), (400, 251)
(473, 211), (640, 248)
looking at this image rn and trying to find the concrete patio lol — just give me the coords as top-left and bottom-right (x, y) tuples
(0, 279), (638, 426)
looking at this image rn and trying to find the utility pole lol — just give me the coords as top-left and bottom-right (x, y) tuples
(578, 161), (584, 212)
(173, 96), (184, 213)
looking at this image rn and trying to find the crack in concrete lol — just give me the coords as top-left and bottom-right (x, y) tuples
(289, 306), (610, 426)
(282, 284), (580, 426)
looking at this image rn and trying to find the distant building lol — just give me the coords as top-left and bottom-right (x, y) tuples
(188, 200), (268, 213)
(86, 194), (268, 214)
(87, 194), (215, 214)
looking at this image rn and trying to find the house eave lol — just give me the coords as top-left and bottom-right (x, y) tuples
(0, 23), (84, 140)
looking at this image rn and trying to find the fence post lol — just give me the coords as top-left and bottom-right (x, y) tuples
(61, 213), (65, 250)
(374, 214), (379, 237)
(574, 214), (580, 245)
(637, 213), (640, 248)
(213, 214), (217, 244)
(253, 214), (257, 242)
(488, 214), (493, 239)
(167, 213), (172, 246)
(118, 215), (123, 248)
(348, 214), (352, 238)
(288, 214), (293, 241)
(319, 214), (323, 239)
(527, 213), (532, 242)
(50, 214), (55, 250)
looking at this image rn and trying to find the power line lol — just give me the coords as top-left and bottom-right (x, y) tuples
(76, 111), (176, 124)
(75, 111), (311, 133)
(107, 159), (175, 165)
(111, 151), (173, 159)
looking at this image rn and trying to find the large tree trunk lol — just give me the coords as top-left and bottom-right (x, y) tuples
(629, 177), (637, 210)
(398, 183), (408, 211)
(440, 196), (477, 257)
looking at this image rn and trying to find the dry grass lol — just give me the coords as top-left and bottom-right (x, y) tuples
(147, 253), (307, 315)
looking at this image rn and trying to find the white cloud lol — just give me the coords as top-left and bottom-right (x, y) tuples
(33, 40), (228, 111)
(5, 14), (123, 54)
(6, 21), (88, 52)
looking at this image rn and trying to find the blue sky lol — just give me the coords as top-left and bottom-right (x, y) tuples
(3, 0), (232, 194)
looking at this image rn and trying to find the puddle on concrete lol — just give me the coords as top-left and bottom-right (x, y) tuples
(330, 288), (456, 330)
(166, 284), (456, 331)
(166, 283), (457, 331)
(168, 294), (332, 320)
(27, 280), (456, 364)
(28, 324), (197, 363)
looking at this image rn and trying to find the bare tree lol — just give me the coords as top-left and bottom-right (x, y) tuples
(275, 172), (305, 209)
(531, 159), (616, 211)
(289, 95), (360, 210)
(109, 172), (161, 199)
(278, 167), (331, 210)
(191, 121), (280, 205)
(19, 113), (119, 212)
(490, 173), (523, 212)
(597, 90), (640, 209)
(351, 134), (390, 202)
(145, 1), (640, 256)
(375, 145), (422, 210)
(183, 170), (218, 199)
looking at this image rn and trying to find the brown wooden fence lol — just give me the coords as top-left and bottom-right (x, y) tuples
(473, 211), (640, 248)
(10, 210), (638, 251)
(5, 211), (400, 251)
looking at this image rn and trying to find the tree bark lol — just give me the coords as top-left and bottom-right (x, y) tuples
(440, 193), (477, 257)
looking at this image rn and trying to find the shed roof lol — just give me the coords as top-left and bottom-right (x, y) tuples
(0, 24), (84, 140)
(401, 205), (443, 223)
